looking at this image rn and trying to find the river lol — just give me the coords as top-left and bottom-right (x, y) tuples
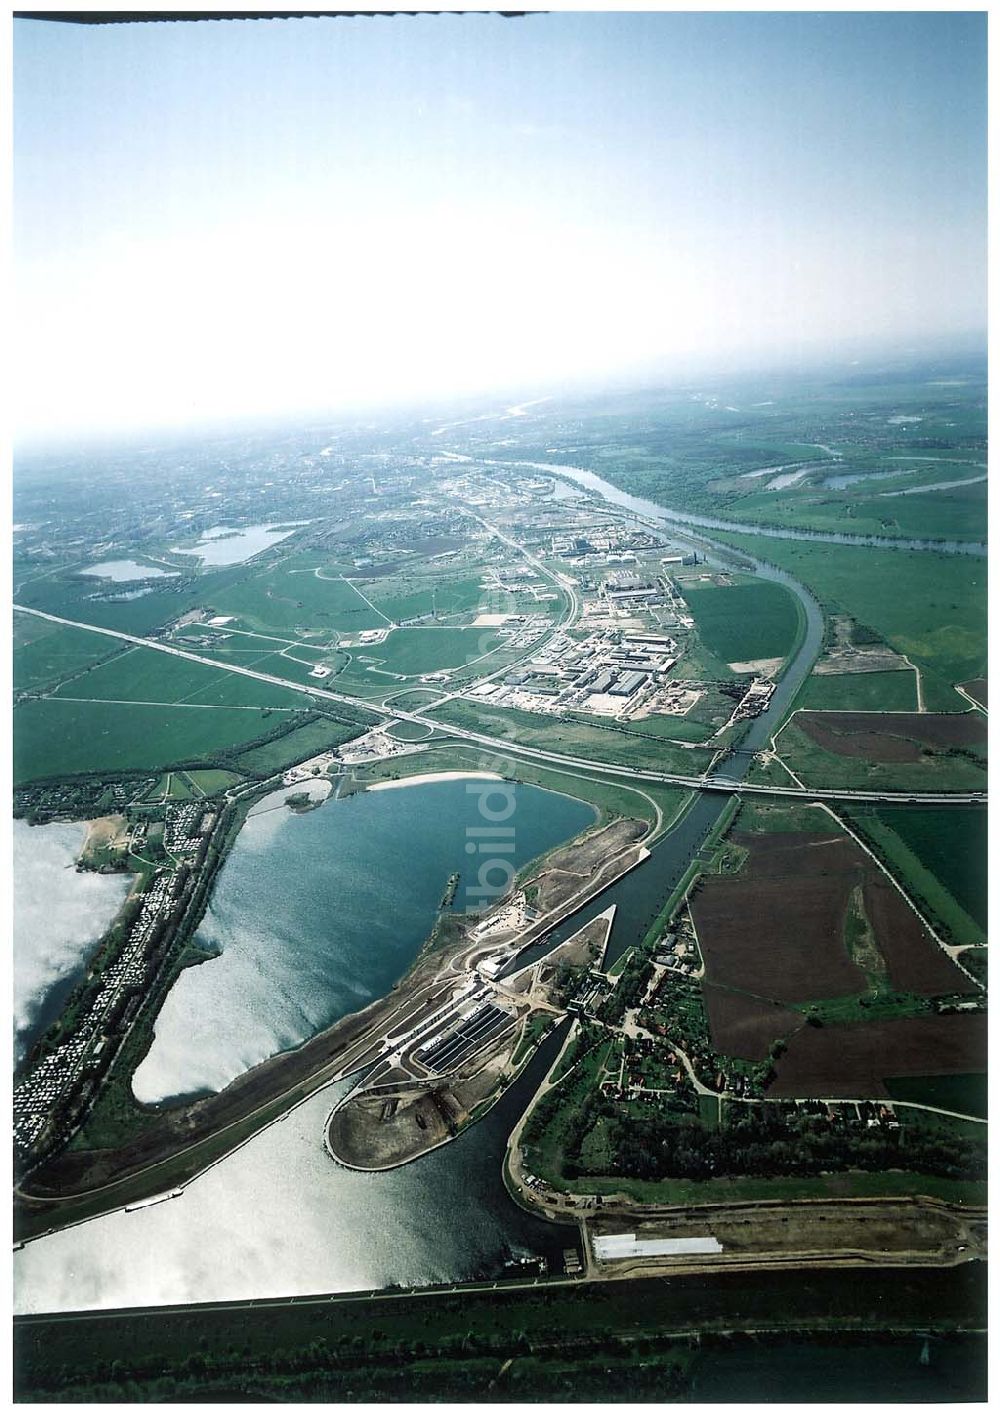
(501, 458), (987, 556)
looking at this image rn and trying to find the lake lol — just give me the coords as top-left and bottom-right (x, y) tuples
(171, 523), (305, 567)
(81, 560), (178, 582)
(13, 820), (132, 1064)
(131, 777), (596, 1105)
(14, 1027), (577, 1313)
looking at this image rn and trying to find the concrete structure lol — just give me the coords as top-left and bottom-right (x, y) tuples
(593, 1233), (723, 1260)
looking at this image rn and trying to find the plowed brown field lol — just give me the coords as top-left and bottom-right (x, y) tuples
(690, 831), (974, 1011)
(797, 710), (987, 762)
(768, 1012), (987, 1098)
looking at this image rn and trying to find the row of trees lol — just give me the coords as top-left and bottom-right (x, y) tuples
(595, 1104), (986, 1184)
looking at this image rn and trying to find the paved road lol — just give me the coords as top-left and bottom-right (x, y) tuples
(13, 605), (987, 807)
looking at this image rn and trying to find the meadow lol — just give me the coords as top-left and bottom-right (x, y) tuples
(51, 643), (310, 711)
(13, 699), (304, 784)
(797, 670), (918, 712)
(714, 536), (987, 710)
(428, 699), (716, 776)
(13, 618), (122, 692)
(680, 577), (802, 664)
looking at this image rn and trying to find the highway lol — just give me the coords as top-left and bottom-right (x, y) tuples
(14, 604), (987, 807)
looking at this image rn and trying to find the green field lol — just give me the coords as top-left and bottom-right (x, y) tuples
(886, 1072), (987, 1120)
(369, 625), (506, 675)
(365, 570), (494, 622)
(774, 716), (987, 793)
(874, 807), (987, 929)
(844, 806), (987, 947)
(143, 767), (244, 800)
(234, 715), (369, 775)
(14, 699), (304, 784)
(797, 670), (918, 712)
(428, 698), (716, 776)
(13, 618), (123, 692)
(207, 557), (389, 635)
(681, 578), (802, 664)
(714, 536), (987, 711)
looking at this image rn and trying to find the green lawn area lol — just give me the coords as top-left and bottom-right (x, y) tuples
(183, 768), (244, 794)
(142, 768), (243, 800)
(845, 806), (987, 946)
(143, 771), (198, 801)
(681, 577), (802, 664)
(714, 536), (987, 711)
(797, 670), (918, 712)
(13, 698), (303, 784)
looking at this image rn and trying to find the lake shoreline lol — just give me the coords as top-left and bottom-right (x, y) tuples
(16, 793), (622, 1237)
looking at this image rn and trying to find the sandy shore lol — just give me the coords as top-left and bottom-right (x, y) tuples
(367, 771), (503, 792)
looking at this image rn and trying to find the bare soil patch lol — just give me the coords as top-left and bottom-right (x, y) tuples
(701, 984), (800, 1062)
(768, 1012), (987, 1099)
(864, 873), (977, 996)
(691, 832), (972, 1006)
(797, 711), (987, 762)
(691, 833), (867, 1003)
(532, 818), (647, 915)
(960, 679), (987, 708)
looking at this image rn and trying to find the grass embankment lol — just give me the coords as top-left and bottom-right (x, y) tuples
(549, 1170), (988, 1208)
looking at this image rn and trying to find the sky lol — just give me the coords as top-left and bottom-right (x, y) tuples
(14, 10), (988, 441)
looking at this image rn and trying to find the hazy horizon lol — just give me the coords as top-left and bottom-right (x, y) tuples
(15, 11), (987, 442)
